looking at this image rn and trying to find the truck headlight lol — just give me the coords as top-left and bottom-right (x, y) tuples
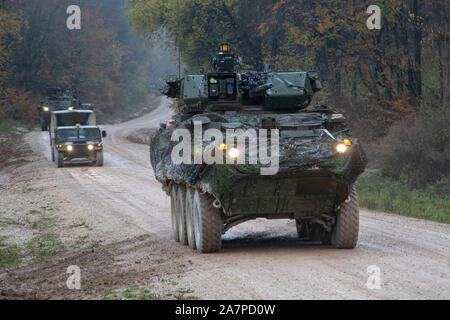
(66, 145), (73, 152)
(336, 143), (348, 154)
(87, 145), (94, 151)
(43, 106), (49, 112)
(228, 148), (240, 159)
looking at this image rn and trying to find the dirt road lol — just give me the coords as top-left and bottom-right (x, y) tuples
(1, 97), (449, 300)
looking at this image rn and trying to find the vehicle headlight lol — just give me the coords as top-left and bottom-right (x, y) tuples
(66, 145), (73, 152)
(87, 144), (94, 151)
(68, 106), (74, 111)
(228, 148), (240, 159)
(43, 106), (49, 112)
(336, 143), (348, 154)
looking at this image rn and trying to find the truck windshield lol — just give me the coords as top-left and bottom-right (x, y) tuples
(57, 128), (100, 141)
(57, 100), (74, 107)
(79, 128), (100, 140)
(57, 113), (90, 126)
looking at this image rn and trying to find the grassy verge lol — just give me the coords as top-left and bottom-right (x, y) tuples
(0, 119), (30, 168)
(356, 173), (450, 223)
(0, 208), (97, 270)
(0, 236), (21, 269)
(0, 119), (21, 133)
(98, 286), (160, 300)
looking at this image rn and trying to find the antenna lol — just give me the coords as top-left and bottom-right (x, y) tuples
(178, 48), (181, 79)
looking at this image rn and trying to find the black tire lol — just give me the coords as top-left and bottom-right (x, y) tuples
(332, 186), (359, 249)
(170, 185), (180, 242)
(192, 189), (222, 253)
(96, 151), (104, 167)
(296, 220), (323, 242)
(51, 146), (55, 162)
(40, 119), (47, 131)
(295, 220), (309, 239)
(185, 187), (196, 250)
(176, 184), (188, 245)
(56, 151), (64, 168)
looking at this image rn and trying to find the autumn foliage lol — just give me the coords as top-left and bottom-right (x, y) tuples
(0, 0), (176, 123)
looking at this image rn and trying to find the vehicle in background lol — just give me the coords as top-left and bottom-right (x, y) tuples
(37, 87), (93, 131)
(49, 110), (97, 153)
(37, 87), (63, 131)
(52, 125), (106, 168)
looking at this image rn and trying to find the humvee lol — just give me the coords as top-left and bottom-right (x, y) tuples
(52, 125), (106, 168)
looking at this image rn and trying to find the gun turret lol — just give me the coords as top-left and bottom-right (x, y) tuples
(162, 44), (324, 113)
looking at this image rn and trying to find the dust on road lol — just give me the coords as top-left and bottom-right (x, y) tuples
(1, 97), (449, 300)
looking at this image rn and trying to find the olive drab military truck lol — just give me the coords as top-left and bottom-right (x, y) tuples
(150, 44), (367, 253)
(52, 125), (106, 168)
(49, 110), (97, 161)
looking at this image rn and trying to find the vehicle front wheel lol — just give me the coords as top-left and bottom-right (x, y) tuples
(331, 186), (360, 249)
(96, 150), (104, 167)
(56, 151), (64, 168)
(192, 189), (222, 253)
(170, 185), (180, 242)
(176, 184), (188, 245)
(185, 187), (196, 250)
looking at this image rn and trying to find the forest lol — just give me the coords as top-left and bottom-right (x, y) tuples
(0, 1), (449, 202)
(0, 0), (177, 122)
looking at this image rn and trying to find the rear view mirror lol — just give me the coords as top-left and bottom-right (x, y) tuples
(102, 130), (107, 138)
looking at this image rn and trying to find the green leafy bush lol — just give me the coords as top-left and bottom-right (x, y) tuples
(377, 106), (450, 188)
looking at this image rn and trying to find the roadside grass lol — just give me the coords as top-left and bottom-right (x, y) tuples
(0, 217), (21, 226)
(0, 207), (99, 271)
(0, 209), (78, 270)
(98, 286), (160, 300)
(25, 233), (65, 261)
(0, 120), (20, 133)
(356, 173), (450, 223)
(0, 236), (22, 269)
(97, 284), (198, 300)
(0, 120), (29, 168)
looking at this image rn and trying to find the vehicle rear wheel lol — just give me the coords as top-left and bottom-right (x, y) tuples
(185, 187), (196, 250)
(332, 186), (359, 249)
(170, 185), (180, 242)
(56, 151), (64, 168)
(96, 151), (104, 167)
(192, 189), (222, 253)
(176, 184), (188, 245)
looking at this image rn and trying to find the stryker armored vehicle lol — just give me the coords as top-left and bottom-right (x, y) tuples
(37, 87), (92, 131)
(52, 124), (106, 168)
(150, 44), (367, 253)
(38, 87), (63, 131)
